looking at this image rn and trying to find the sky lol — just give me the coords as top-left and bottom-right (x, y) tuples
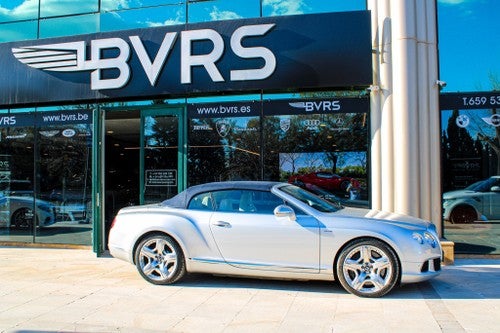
(437, 0), (500, 92)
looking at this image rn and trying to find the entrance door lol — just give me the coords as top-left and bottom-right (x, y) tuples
(141, 109), (186, 204)
(101, 107), (185, 249)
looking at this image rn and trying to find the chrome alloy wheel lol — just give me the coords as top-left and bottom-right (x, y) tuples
(337, 239), (399, 297)
(135, 234), (185, 284)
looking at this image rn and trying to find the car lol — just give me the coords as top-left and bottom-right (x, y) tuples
(0, 195), (56, 229)
(288, 172), (360, 197)
(443, 176), (500, 224)
(108, 181), (442, 297)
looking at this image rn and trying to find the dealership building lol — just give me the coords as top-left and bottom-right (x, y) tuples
(0, 0), (498, 257)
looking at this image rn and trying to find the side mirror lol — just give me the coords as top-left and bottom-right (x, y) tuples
(491, 186), (500, 192)
(274, 205), (296, 221)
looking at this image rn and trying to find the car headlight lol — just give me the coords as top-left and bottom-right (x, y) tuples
(412, 232), (438, 248)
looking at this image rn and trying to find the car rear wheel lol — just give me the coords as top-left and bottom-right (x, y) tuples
(11, 208), (35, 229)
(450, 205), (477, 224)
(336, 239), (400, 298)
(134, 234), (186, 285)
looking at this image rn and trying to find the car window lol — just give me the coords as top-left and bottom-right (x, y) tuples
(316, 172), (334, 179)
(187, 192), (214, 211)
(279, 184), (340, 213)
(213, 189), (284, 214)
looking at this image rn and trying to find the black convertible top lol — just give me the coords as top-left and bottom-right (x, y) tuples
(162, 181), (283, 209)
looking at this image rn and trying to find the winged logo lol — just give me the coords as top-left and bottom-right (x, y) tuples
(288, 102), (306, 109)
(12, 42), (87, 72)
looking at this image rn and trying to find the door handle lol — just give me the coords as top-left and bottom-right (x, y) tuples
(212, 221), (232, 228)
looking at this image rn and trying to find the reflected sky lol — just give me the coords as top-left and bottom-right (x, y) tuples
(438, 0), (499, 92)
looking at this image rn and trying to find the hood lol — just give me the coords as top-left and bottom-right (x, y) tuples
(335, 207), (432, 229)
(443, 189), (477, 200)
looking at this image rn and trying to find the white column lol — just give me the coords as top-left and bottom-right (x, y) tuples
(368, 0), (442, 235)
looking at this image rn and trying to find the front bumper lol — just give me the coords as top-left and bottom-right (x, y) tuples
(401, 257), (442, 284)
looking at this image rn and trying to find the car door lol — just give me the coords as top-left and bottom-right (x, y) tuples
(209, 189), (320, 273)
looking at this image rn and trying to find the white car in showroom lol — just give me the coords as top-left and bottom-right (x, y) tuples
(443, 176), (500, 224)
(109, 181), (442, 298)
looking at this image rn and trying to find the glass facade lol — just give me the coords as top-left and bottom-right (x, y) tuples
(0, 108), (93, 245)
(3, 0), (497, 257)
(0, 0), (366, 39)
(438, 0), (500, 255)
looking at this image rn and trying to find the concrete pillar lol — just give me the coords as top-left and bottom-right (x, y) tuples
(368, 0), (442, 235)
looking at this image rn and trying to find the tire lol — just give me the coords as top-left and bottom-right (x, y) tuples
(339, 180), (350, 192)
(134, 234), (186, 285)
(336, 239), (400, 298)
(450, 206), (477, 224)
(11, 208), (35, 229)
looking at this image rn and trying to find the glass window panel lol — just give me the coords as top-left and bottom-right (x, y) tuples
(188, 0), (260, 23)
(0, 0), (39, 23)
(0, 113), (36, 242)
(101, 0), (182, 12)
(39, 13), (98, 38)
(438, 0), (499, 92)
(35, 109), (93, 245)
(262, 0), (365, 17)
(101, 5), (185, 32)
(441, 107), (500, 254)
(188, 115), (261, 186)
(40, 0), (98, 18)
(0, 20), (37, 42)
(263, 110), (369, 208)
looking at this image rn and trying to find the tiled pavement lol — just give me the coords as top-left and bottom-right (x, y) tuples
(0, 247), (499, 333)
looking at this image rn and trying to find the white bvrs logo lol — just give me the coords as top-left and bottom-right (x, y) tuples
(12, 24), (276, 90)
(289, 100), (341, 112)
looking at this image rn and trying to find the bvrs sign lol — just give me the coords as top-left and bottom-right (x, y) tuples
(12, 24), (276, 90)
(0, 11), (372, 106)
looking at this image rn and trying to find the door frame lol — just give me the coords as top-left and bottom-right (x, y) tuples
(93, 105), (187, 254)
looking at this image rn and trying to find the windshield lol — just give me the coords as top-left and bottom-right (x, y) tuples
(279, 184), (341, 213)
(466, 177), (500, 192)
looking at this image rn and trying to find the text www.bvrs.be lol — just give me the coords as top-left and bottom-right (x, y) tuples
(42, 113), (89, 123)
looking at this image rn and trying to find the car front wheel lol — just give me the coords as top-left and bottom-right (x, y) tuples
(450, 205), (477, 224)
(134, 234), (186, 285)
(336, 239), (400, 297)
(11, 208), (35, 229)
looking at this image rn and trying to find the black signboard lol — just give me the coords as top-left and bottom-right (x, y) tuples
(264, 97), (369, 115)
(440, 92), (500, 110)
(0, 110), (92, 128)
(188, 101), (260, 119)
(0, 11), (372, 107)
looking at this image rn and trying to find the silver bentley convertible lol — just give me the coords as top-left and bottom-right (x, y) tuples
(108, 181), (442, 297)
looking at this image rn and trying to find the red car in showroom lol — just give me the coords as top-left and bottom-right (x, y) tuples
(288, 172), (360, 194)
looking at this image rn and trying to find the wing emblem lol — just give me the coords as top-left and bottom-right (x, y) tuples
(288, 102), (306, 109)
(12, 41), (86, 72)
